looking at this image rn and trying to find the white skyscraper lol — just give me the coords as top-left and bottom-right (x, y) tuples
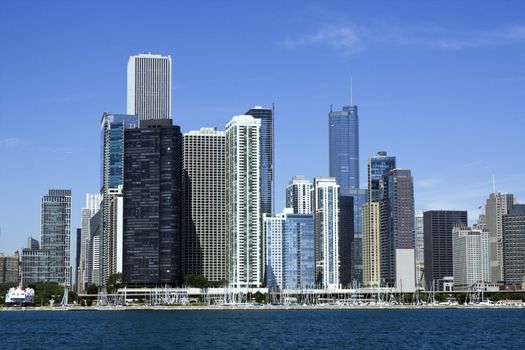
(414, 209), (424, 289)
(78, 193), (101, 293)
(263, 212), (286, 290)
(452, 225), (490, 291)
(127, 53), (172, 122)
(286, 176), (313, 214)
(312, 177), (339, 289)
(225, 115), (262, 288)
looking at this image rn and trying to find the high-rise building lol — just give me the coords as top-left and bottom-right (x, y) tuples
(245, 106), (273, 215)
(0, 252), (19, 284)
(75, 228), (80, 291)
(423, 210), (468, 291)
(362, 202), (381, 287)
(380, 169), (415, 292)
(342, 188), (367, 284)
(485, 192), (515, 283)
(100, 113), (137, 285)
(286, 176), (313, 214)
(87, 210), (102, 285)
(21, 244), (50, 285)
(502, 204), (525, 285)
(41, 189), (71, 286)
(78, 193), (101, 292)
(452, 225), (490, 291)
(414, 210), (424, 289)
(182, 127), (226, 282)
(225, 115), (262, 288)
(127, 53), (172, 123)
(368, 152), (396, 203)
(263, 209), (315, 290)
(328, 105), (359, 190)
(122, 119), (183, 285)
(338, 194), (354, 286)
(312, 177), (340, 289)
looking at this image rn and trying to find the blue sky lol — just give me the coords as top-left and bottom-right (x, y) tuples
(0, 0), (524, 255)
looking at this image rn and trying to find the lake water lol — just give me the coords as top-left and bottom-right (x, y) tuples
(1, 309), (524, 349)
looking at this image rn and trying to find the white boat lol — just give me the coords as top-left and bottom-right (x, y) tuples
(5, 285), (35, 306)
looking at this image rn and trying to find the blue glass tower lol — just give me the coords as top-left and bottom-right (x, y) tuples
(283, 214), (315, 289)
(329, 105), (359, 191)
(368, 151), (396, 203)
(245, 106), (273, 215)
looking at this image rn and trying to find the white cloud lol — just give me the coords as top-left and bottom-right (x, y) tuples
(282, 25), (364, 54)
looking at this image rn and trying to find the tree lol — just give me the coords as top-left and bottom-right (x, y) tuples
(106, 273), (123, 293)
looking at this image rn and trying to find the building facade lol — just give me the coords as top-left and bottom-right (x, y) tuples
(368, 151), (396, 203)
(225, 115), (262, 288)
(127, 53), (172, 122)
(338, 194), (354, 286)
(485, 192), (515, 283)
(423, 210), (468, 291)
(245, 106), (273, 216)
(414, 210), (424, 289)
(362, 202), (381, 287)
(182, 127), (226, 282)
(452, 226), (490, 291)
(313, 177), (340, 289)
(0, 253), (19, 284)
(286, 176), (313, 214)
(502, 204), (525, 285)
(78, 193), (101, 291)
(123, 119), (183, 285)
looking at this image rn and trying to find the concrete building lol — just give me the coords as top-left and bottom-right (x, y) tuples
(452, 225), (490, 291)
(423, 210), (468, 291)
(21, 237), (50, 284)
(182, 127), (226, 282)
(380, 169), (415, 292)
(225, 115), (262, 288)
(414, 210), (424, 289)
(286, 176), (313, 214)
(123, 119), (183, 285)
(502, 204), (525, 285)
(127, 53), (172, 123)
(78, 193), (101, 292)
(362, 202), (381, 287)
(312, 177), (339, 289)
(485, 192), (515, 283)
(0, 253), (19, 284)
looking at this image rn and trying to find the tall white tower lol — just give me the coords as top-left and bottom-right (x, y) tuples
(127, 53), (172, 122)
(225, 115), (262, 288)
(286, 176), (313, 214)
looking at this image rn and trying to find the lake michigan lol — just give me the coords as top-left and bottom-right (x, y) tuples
(1, 309), (524, 349)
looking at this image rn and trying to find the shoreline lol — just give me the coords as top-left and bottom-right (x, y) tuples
(2, 304), (525, 312)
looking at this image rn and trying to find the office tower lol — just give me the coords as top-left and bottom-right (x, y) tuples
(225, 115), (262, 288)
(452, 225), (490, 291)
(362, 202), (381, 287)
(423, 210), (468, 291)
(342, 188), (367, 284)
(75, 228), (80, 291)
(485, 192), (515, 283)
(41, 189), (71, 286)
(328, 105), (359, 190)
(87, 210), (102, 285)
(286, 176), (313, 214)
(338, 194), (354, 286)
(21, 240), (50, 284)
(312, 177), (340, 289)
(368, 151), (396, 203)
(123, 119), (183, 285)
(264, 209), (315, 290)
(100, 113), (137, 285)
(0, 252), (19, 284)
(502, 204), (525, 285)
(27, 236), (39, 250)
(380, 169), (415, 292)
(414, 210), (424, 289)
(78, 193), (101, 292)
(182, 128), (226, 282)
(245, 106), (273, 215)
(127, 53), (172, 123)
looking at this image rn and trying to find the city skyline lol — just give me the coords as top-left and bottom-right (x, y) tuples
(1, 1), (525, 256)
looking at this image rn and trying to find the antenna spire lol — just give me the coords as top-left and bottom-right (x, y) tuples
(492, 175), (496, 194)
(350, 76), (353, 106)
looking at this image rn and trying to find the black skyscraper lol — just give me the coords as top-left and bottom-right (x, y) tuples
(123, 119), (183, 285)
(338, 195), (354, 286)
(424, 210), (468, 290)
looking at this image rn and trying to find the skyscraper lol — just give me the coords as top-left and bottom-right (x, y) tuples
(78, 193), (101, 292)
(127, 53), (172, 123)
(338, 194), (354, 286)
(225, 115), (262, 288)
(245, 106), (273, 215)
(286, 176), (313, 214)
(368, 151), (396, 203)
(328, 105), (359, 190)
(414, 210), (425, 289)
(100, 113), (137, 285)
(362, 202), (381, 287)
(502, 204), (525, 285)
(423, 210), (468, 291)
(123, 119), (183, 285)
(485, 192), (515, 283)
(380, 169), (415, 292)
(41, 189), (71, 286)
(182, 127), (226, 282)
(452, 225), (490, 291)
(313, 177), (340, 289)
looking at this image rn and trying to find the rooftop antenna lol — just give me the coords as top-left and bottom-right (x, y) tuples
(350, 76), (353, 106)
(492, 175), (496, 194)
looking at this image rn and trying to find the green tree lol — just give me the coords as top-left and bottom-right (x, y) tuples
(184, 275), (209, 288)
(106, 273), (123, 293)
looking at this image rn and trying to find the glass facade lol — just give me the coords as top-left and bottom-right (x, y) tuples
(283, 214), (315, 289)
(368, 152), (396, 203)
(329, 105), (359, 191)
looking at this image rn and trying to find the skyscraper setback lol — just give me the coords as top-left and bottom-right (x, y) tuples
(127, 53), (172, 123)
